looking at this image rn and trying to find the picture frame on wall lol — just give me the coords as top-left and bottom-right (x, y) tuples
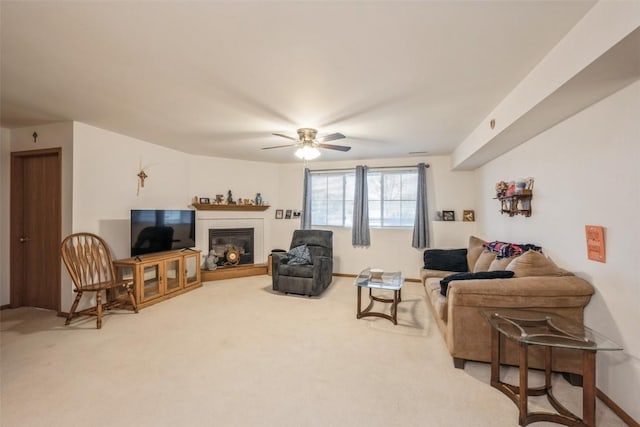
(463, 210), (475, 222)
(275, 209), (284, 219)
(442, 210), (455, 221)
(285, 209), (292, 219)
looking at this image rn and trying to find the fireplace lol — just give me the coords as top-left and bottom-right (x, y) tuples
(209, 228), (254, 266)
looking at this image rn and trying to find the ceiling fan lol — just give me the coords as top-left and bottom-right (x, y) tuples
(262, 128), (350, 160)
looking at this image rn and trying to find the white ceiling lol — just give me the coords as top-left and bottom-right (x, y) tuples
(0, 1), (597, 163)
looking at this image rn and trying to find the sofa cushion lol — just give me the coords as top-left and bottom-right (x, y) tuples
(473, 250), (497, 272)
(433, 294), (448, 322)
(287, 244), (312, 265)
(467, 236), (485, 271)
(421, 268), (456, 281)
(489, 256), (515, 271)
(439, 270), (515, 296)
(424, 278), (448, 321)
(506, 250), (563, 277)
(423, 248), (468, 272)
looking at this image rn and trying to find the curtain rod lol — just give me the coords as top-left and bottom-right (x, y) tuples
(310, 164), (429, 173)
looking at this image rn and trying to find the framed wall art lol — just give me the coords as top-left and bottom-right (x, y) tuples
(585, 225), (605, 263)
(442, 210), (455, 221)
(463, 210), (475, 222)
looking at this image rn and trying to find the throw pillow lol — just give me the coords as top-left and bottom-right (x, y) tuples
(467, 236), (485, 272)
(439, 271), (515, 296)
(423, 248), (468, 272)
(506, 250), (562, 277)
(484, 241), (543, 259)
(488, 256), (515, 271)
(287, 244), (312, 265)
(473, 250), (497, 272)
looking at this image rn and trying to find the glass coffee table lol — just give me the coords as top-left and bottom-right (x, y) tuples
(354, 268), (404, 325)
(480, 309), (622, 427)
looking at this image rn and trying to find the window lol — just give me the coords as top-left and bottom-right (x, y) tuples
(368, 170), (417, 227)
(310, 169), (417, 228)
(311, 172), (354, 227)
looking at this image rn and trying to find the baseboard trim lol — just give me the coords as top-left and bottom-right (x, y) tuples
(0, 304), (10, 310)
(596, 387), (639, 427)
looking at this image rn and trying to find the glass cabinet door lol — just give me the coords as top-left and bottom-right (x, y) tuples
(114, 264), (135, 302)
(141, 263), (162, 302)
(164, 258), (182, 294)
(184, 253), (200, 287)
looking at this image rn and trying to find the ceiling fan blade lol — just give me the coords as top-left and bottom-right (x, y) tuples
(317, 132), (345, 143)
(318, 143), (351, 152)
(272, 132), (298, 142)
(262, 144), (297, 150)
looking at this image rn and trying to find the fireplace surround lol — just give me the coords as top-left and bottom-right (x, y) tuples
(209, 228), (254, 266)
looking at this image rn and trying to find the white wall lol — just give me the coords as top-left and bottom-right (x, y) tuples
(0, 128), (11, 306)
(0, 122), (284, 311)
(475, 81), (640, 420)
(72, 123), (193, 255)
(275, 156), (477, 280)
(188, 154), (279, 264)
(72, 123), (280, 308)
(453, 0), (640, 169)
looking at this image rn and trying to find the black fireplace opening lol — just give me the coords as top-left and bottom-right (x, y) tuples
(209, 228), (254, 266)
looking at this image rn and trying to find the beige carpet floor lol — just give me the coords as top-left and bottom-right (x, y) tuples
(0, 276), (626, 427)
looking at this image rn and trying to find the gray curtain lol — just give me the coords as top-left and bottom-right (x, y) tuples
(301, 168), (312, 229)
(352, 165), (370, 246)
(412, 163), (429, 249)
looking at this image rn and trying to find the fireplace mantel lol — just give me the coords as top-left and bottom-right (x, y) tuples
(192, 203), (270, 211)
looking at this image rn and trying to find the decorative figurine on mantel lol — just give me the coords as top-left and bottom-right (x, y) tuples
(255, 193), (263, 206)
(227, 190), (235, 204)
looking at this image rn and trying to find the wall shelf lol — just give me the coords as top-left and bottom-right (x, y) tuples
(495, 190), (532, 217)
(192, 203), (270, 211)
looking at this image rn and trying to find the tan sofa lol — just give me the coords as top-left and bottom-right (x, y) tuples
(421, 236), (595, 375)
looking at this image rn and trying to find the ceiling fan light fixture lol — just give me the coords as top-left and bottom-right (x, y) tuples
(295, 145), (321, 160)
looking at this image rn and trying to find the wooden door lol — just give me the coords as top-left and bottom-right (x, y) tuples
(10, 148), (62, 311)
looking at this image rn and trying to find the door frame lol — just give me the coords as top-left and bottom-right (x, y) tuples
(10, 147), (62, 311)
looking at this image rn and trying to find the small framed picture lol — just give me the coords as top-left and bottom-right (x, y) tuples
(463, 210), (475, 222)
(285, 209), (292, 219)
(442, 210), (455, 221)
(199, 197), (210, 204)
(292, 210), (301, 218)
(275, 209), (284, 219)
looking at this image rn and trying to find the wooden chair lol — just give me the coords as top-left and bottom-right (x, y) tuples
(60, 233), (138, 329)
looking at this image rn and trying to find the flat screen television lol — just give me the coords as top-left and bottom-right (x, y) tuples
(130, 209), (196, 257)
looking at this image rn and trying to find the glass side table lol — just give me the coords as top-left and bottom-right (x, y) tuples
(480, 309), (622, 427)
(354, 268), (404, 325)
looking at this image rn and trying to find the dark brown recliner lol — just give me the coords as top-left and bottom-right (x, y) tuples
(272, 230), (333, 296)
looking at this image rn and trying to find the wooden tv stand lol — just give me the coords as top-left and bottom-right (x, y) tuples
(113, 249), (202, 309)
